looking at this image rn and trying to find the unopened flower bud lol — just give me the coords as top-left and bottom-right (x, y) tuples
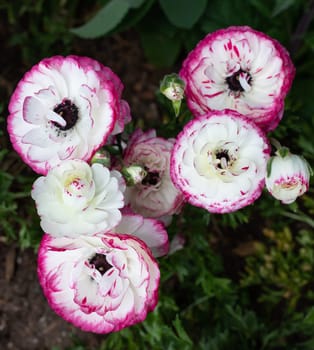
(160, 73), (185, 101)
(121, 165), (147, 186)
(160, 73), (185, 116)
(266, 150), (311, 204)
(91, 149), (111, 167)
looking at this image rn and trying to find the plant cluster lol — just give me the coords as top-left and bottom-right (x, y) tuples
(5, 22), (312, 339)
(1, 1), (314, 349)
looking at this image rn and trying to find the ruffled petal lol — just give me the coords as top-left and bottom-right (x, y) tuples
(180, 26), (295, 131)
(171, 110), (270, 213)
(37, 233), (160, 334)
(8, 55), (122, 174)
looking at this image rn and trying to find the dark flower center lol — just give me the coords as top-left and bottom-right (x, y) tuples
(53, 99), (79, 131)
(89, 253), (112, 275)
(226, 69), (252, 92)
(215, 150), (230, 169)
(141, 170), (160, 186)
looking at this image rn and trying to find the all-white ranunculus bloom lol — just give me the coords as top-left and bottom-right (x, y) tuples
(180, 26), (295, 131)
(37, 232), (160, 334)
(266, 151), (311, 204)
(8, 55), (130, 175)
(31, 159), (125, 237)
(170, 110), (270, 213)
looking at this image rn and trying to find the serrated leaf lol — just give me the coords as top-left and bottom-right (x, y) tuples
(71, 0), (132, 39)
(159, 0), (207, 29)
(172, 315), (193, 344)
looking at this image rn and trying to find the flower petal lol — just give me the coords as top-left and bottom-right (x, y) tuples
(31, 160), (125, 237)
(8, 55), (123, 174)
(180, 26), (295, 131)
(115, 212), (169, 257)
(171, 110), (270, 213)
(37, 233), (160, 334)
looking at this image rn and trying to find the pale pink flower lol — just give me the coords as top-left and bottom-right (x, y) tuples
(31, 159), (125, 237)
(168, 233), (185, 255)
(266, 151), (311, 204)
(171, 110), (270, 213)
(38, 232), (160, 334)
(180, 26), (295, 131)
(122, 129), (185, 218)
(8, 55), (130, 175)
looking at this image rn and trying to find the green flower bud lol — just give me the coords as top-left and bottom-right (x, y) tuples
(91, 149), (111, 167)
(121, 165), (147, 186)
(160, 73), (185, 116)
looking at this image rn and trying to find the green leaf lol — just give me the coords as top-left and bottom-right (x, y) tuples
(172, 315), (193, 345)
(248, 0), (271, 17)
(201, 0), (258, 32)
(159, 0), (207, 29)
(71, 0), (145, 39)
(272, 0), (295, 17)
(127, 0), (145, 6)
(266, 157), (274, 177)
(304, 307), (314, 326)
(140, 29), (181, 67)
(138, 10), (182, 67)
(113, 0), (155, 33)
(292, 77), (314, 117)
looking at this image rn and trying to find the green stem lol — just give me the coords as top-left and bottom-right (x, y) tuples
(281, 211), (314, 228)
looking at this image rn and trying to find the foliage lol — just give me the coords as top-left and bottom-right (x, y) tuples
(70, 0), (310, 67)
(0, 104), (41, 248)
(1, 0), (84, 65)
(241, 226), (314, 311)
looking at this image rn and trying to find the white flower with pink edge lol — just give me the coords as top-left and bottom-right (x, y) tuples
(170, 110), (270, 213)
(94, 63), (131, 135)
(8, 55), (130, 175)
(116, 210), (169, 257)
(31, 159), (125, 237)
(266, 150), (311, 204)
(122, 129), (185, 218)
(180, 26), (295, 131)
(37, 232), (160, 334)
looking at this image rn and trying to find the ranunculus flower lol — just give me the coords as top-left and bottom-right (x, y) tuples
(170, 110), (270, 213)
(94, 63), (131, 135)
(122, 129), (185, 218)
(115, 210), (169, 257)
(265, 150), (311, 204)
(31, 159), (125, 237)
(180, 26), (295, 131)
(8, 55), (129, 175)
(38, 232), (160, 334)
